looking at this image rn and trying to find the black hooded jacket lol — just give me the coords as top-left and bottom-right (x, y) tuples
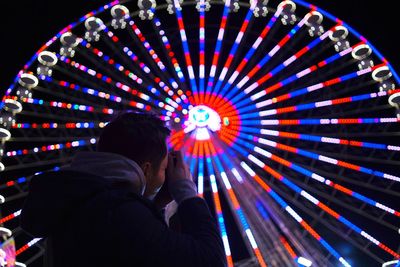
(20, 152), (226, 267)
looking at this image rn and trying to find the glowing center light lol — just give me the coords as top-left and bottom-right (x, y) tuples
(185, 105), (221, 140)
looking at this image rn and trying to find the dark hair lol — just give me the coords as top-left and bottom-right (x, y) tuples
(97, 110), (171, 170)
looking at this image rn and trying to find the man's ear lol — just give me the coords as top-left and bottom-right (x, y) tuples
(140, 162), (152, 179)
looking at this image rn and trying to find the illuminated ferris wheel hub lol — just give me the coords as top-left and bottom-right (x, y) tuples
(186, 105), (221, 140)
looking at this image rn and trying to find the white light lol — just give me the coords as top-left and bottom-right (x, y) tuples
(307, 83), (323, 92)
(259, 110), (277, 116)
(256, 99), (273, 108)
(0, 227), (12, 237)
(244, 82), (259, 94)
(245, 229), (258, 249)
(316, 100), (332, 107)
(217, 29), (225, 41)
(231, 168), (244, 183)
(28, 238), (42, 246)
(261, 120), (279, 125)
(300, 191), (319, 205)
(237, 76), (249, 88)
(297, 68), (312, 78)
(228, 71), (239, 84)
(375, 203), (395, 214)
(210, 175), (218, 193)
(268, 45), (280, 57)
(195, 127), (210, 140)
(285, 206), (302, 222)
(200, 65), (205, 78)
(180, 30), (187, 41)
(250, 90), (266, 101)
(219, 67), (228, 80)
(360, 231), (380, 245)
(260, 129), (278, 136)
(338, 257), (352, 267)
(388, 145), (400, 151)
(222, 235), (232, 256)
(248, 154), (265, 168)
(220, 172), (232, 189)
(240, 162), (255, 177)
(318, 155), (338, 165)
(311, 173), (325, 183)
(297, 257), (313, 267)
(321, 137), (340, 144)
(236, 32), (244, 43)
(254, 146), (271, 158)
(197, 175), (204, 194)
(188, 105), (221, 133)
(258, 138), (276, 147)
(283, 55), (296, 66)
(382, 260), (399, 267)
(210, 65), (217, 77)
(253, 37), (263, 48)
(383, 173), (400, 182)
(188, 67), (195, 79)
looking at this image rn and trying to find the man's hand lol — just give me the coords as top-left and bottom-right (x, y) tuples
(153, 150), (191, 210)
(167, 150), (198, 204)
(166, 150), (192, 184)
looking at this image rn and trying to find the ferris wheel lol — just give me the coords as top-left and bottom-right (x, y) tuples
(0, 0), (400, 266)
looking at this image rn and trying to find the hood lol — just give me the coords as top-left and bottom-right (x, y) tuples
(62, 151), (146, 196)
(20, 151), (147, 237)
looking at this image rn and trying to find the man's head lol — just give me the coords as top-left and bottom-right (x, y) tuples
(97, 111), (171, 198)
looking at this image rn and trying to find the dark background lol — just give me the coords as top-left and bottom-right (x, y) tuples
(0, 0), (399, 93)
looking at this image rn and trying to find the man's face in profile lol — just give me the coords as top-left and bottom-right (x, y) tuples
(143, 143), (169, 198)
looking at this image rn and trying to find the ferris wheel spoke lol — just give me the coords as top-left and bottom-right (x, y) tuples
(235, 131), (400, 217)
(227, 64), (378, 114)
(242, 132), (400, 183)
(233, 43), (357, 111)
(217, 127), (400, 219)
(201, 140), (234, 267)
(124, 15), (183, 90)
(259, 172), (390, 264)
(246, 151), (400, 258)
(56, 56), (169, 112)
(2, 156), (73, 173)
(150, 16), (188, 91)
(208, 1), (260, 105)
(0, 166), (61, 192)
(210, 1), (262, 104)
(203, 0), (233, 104)
(218, 11), (309, 107)
(98, 24), (188, 106)
(172, 0), (201, 103)
(221, 21), (332, 107)
(246, 128), (400, 152)
(3, 139), (96, 160)
(206, 140), (268, 267)
(241, 89), (400, 120)
(253, 116), (400, 126)
(37, 77), (169, 115)
(238, 159), (352, 266)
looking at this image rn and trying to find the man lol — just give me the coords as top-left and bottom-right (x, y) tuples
(20, 111), (227, 267)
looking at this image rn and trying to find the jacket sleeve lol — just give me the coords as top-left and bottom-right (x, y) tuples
(112, 197), (227, 267)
